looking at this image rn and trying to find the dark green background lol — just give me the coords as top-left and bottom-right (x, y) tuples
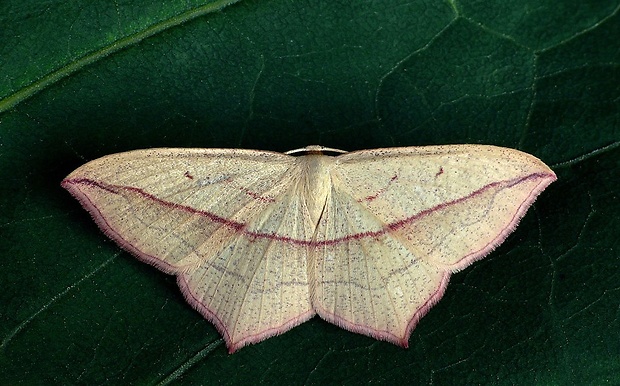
(1, 0), (618, 384)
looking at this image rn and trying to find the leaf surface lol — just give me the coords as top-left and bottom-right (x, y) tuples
(1, 0), (618, 384)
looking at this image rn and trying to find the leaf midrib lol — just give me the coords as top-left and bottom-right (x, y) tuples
(0, 0), (243, 114)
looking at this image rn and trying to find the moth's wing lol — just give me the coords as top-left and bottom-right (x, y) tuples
(62, 148), (315, 352)
(312, 145), (556, 345)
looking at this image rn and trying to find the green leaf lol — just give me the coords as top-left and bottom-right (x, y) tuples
(1, 0), (618, 384)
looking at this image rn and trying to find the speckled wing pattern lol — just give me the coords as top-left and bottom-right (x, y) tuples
(62, 145), (556, 353)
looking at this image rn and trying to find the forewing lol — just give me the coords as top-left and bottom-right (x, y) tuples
(62, 148), (298, 271)
(331, 145), (557, 270)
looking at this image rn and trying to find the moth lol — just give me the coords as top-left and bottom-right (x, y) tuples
(62, 145), (556, 353)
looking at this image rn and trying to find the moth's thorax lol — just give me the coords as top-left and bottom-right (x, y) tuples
(297, 154), (334, 226)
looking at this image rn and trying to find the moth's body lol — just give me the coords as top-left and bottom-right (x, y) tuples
(62, 145), (555, 353)
(296, 153), (333, 229)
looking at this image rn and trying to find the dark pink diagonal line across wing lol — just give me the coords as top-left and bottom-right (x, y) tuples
(64, 172), (551, 246)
